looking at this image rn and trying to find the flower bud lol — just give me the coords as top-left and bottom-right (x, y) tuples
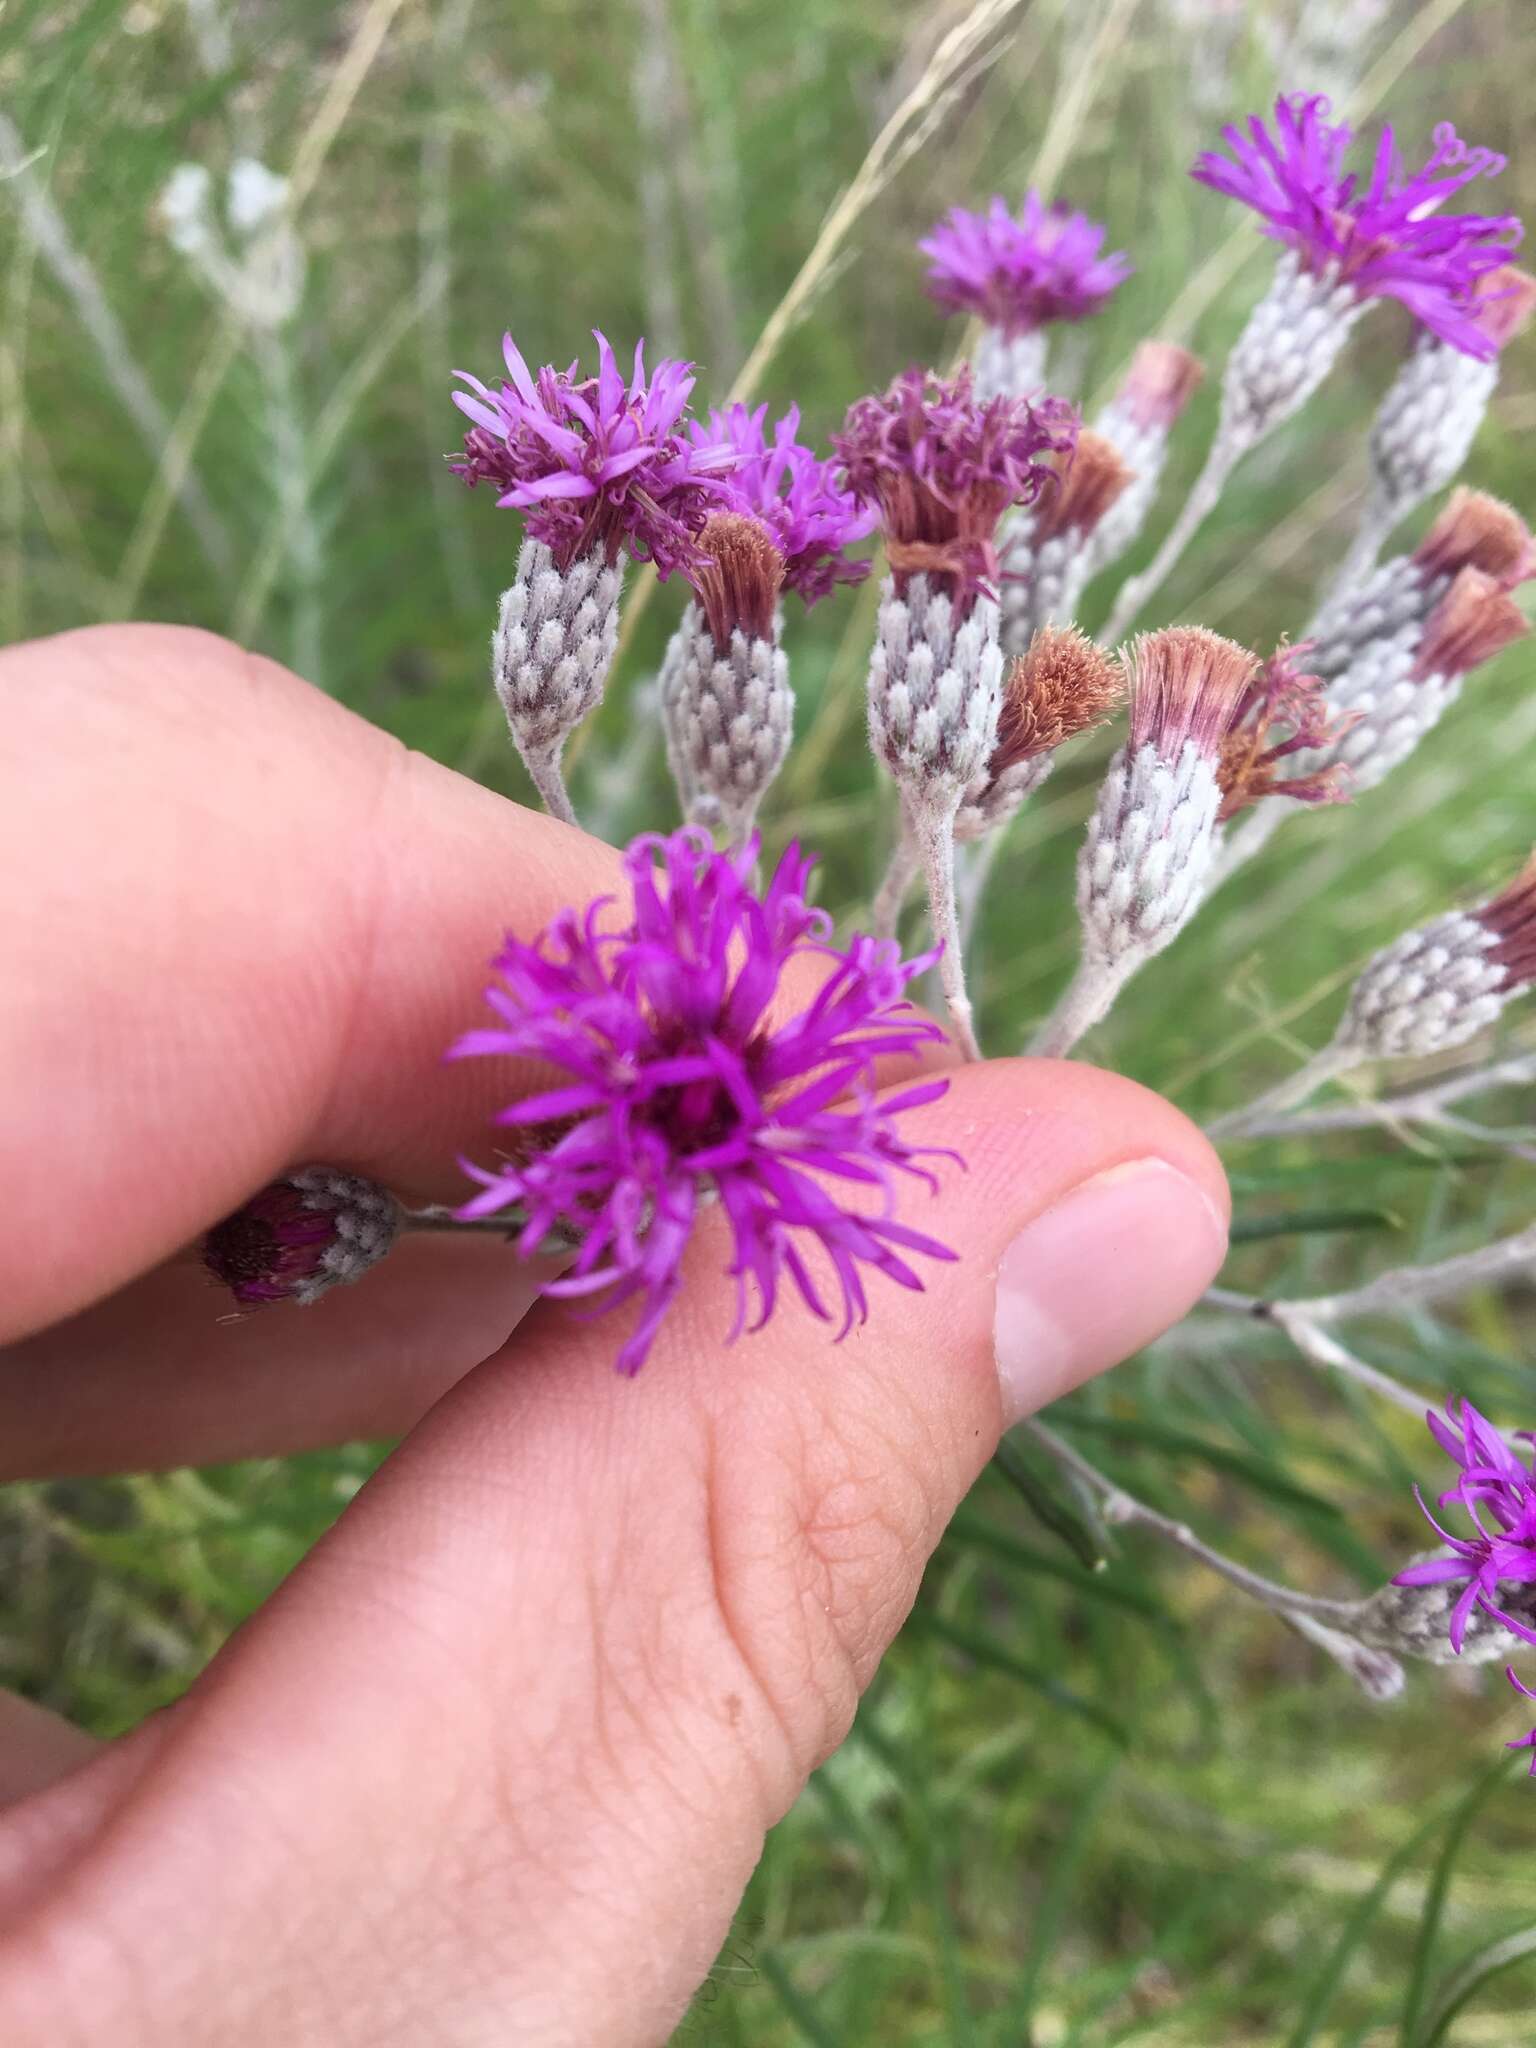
(494, 538), (623, 812)
(203, 1169), (400, 1308)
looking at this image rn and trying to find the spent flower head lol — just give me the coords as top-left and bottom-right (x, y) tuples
(688, 512), (786, 650)
(1125, 626), (1259, 762)
(1475, 849), (1536, 991)
(1216, 640), (1355, 821)
(1413, 488), (1536, 588)
(1469, 264), (1536, 352)
(1395, 1399), (1536, 1655)
(920, 193), (1132, 337)
(690, 402), (875, 606)
(1191, 94), (1522, 357)
(1026, 430), (1134, 546)
(451, 331), (737, 577)
(991, 626), (1123, 775)
(1413, 565), (1531, 683)
(452, 830), (957, 1375)
(835, 366), (1077, 617)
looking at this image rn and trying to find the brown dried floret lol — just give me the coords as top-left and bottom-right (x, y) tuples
(990, 625), (1123, 773)
(1413, 565), (1530, 682)
(1031, 429), (1135, 545)
(1214, 640), (1354, 823)
(692, 512), (785, 650)
(1478, 848), (1536, 988)
(1413, 488), (1534, 589)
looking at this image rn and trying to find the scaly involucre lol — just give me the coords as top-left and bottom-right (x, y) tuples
(1395, 1400), (1536, 1654)
(919, 193), (1132, 335)
(453, 830), (957, 1374)
(1191, 95), (1521, 357)
(690, 402), (876, 606)
(450, 330), (737, 576)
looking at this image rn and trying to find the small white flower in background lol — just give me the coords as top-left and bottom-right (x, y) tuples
(157, 156), (305, 329)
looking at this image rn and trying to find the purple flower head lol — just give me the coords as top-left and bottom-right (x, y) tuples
(449, 331), (739, 578)
(920, 193), (1133, 336)
(1394, 1399), (1536, 1655)
(1191, 95), (1522, 358)
(451, 830), (958, 1375)
(833, 366), (1078, 617)
(690, 402), (877, 607)
(202, 1170), (399, 1309)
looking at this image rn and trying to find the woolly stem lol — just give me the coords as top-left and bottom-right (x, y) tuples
(1314, 484), (1401, 619)
(1205, 1042), (1358, 1138)
(1100, 427), (1246, 645)
(912, 795), (982, 1061)
(1024, 1419), (1368, 1626)
(518, 738), (580, 828)
(1214, 1054), (1536, 1142)
(1209, 1288), (1432, 1415)
(1029, 953), (1136, 1059)
(958, 826), (1009, 949)
(871, 812), (921, 940)
(1285, 1221), (1536, 1324)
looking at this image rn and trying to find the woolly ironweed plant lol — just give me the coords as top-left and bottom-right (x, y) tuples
(16, 4), (1536, 2034)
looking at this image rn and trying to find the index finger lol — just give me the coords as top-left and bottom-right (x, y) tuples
(0, 622), (619, 1342)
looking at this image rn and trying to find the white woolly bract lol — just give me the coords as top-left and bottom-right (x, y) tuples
(1306, 552), (1436, 669)
(1291, 631), (1462, 791)
(997, 510), (1095, 661)
(287, 1168), (400, 1306)
(494, 539), (622, 754)
(1221, 253), (1362, 445)
(1337, 910), (1508, 1059)
(1077, 740), (1222, 965)
(1369, 336), (1499, 522)
(955, 750), (1053, 842)
(971, 325), (1048, 402)
(667, 601), (792, 837)
(1085, 407), (1167, 576)
(867, 573), (1004, 801)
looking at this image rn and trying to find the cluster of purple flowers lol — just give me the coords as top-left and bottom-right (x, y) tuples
(1396, 1401), (1536, 1771)
(920, 192), (1131, 335)
(1193, 95), (1521, 358)
(452, 830), (955, 1375)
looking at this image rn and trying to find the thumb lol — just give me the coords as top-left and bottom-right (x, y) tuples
(0, 1058), (1227, 2047)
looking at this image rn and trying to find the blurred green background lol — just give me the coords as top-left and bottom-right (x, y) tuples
(5, 0), (1536, 2039)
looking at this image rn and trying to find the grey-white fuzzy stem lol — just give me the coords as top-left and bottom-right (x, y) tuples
(872, 813), (921, 941)
(519, 739), (579, 828)
(1314, 487), (1403, 617)
(972, 324), (1047, 401)
(911, 794), (982, 1061)
(1206, 1042), (1359, 1138)
(1103, 255), (1360, 642)
(1029, 953), (1136, 1059)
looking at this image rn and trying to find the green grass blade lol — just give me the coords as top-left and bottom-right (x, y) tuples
(757, 1949), (841, 2048)
(1399, 1754), (1526, 2044)
(1411, 1926), (1536, 2047)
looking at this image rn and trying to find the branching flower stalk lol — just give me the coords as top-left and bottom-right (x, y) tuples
(1024, 1419), (1406, 1699)
(1104, 95), (1519, 642)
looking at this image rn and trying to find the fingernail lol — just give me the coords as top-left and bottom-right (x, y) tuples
(993, 1158), (1228, 1427)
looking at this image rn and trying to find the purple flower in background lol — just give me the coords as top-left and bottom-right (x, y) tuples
(1192, 95), (1522, 358)
(690, 402), (877, 606)
(452, 830), (957, 1375)
(1505, 1669), (1536, 1775)
(834, 366), (1077, 616)
(450, 331), (738, 577)
(1394, 1399), (1536, 1653)
(920, 194), (1132, 335)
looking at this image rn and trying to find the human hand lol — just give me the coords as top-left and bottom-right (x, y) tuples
(0, 625), (1228, 2045)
